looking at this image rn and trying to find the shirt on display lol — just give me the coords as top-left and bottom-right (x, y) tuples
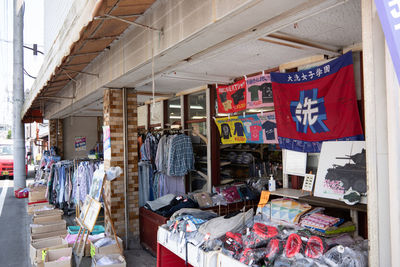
(262, 120), (277, 140)
(233, 122), (245, 137)
(250, 125), (262, 141)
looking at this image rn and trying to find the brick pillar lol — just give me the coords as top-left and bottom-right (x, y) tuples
(49, 119), (64, 158)
(103, 89), (139, 239)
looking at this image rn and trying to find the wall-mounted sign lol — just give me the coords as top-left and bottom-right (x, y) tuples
(74, 136), (86, 151)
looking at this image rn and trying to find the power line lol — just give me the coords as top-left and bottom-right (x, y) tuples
(23, 68), (36, 79)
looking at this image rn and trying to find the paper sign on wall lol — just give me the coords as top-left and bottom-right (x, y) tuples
(215, 112), (278, 144)
(246, 74), (274, 108)
(217, 79), (247, 113)
(103, 125), (111, 160)
(75, 136), (86, 151)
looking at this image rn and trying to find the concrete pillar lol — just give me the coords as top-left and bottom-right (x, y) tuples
(49, 119), (64, 158)
(103, 89), (139, 240)
(362, 0), (391, 265)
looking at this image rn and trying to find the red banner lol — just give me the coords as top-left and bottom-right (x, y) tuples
(270, 52), (364, 153)
(217, 79), (247, 113)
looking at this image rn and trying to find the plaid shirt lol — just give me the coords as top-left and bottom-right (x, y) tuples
(168, 134), (194, 176)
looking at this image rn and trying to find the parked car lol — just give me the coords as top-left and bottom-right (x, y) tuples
(0, 140), (27, 178)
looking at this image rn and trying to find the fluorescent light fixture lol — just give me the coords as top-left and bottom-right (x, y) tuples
(170, 116), (181, 119)
(192, 116), (206, 119)
(169, 104), (203, 110)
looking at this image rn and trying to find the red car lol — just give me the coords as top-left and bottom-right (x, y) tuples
(0, 141), (27, 178)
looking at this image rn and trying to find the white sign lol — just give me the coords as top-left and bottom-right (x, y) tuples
(302, 174), (315, 193)
(103, 125), (111, 161)
(283, 149), (307, 176)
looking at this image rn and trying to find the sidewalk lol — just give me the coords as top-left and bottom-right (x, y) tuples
(0, 177), (156, 266)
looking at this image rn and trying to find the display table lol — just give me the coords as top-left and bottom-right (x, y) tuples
(157, 227), (219, 267)
(141, 200), (258, 255)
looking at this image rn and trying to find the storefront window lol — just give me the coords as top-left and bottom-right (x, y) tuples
(167, 98), (181, 126)
(188, 92), (206, 120)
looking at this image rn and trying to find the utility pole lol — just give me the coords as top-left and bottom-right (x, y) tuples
(13, 0), (26, 190)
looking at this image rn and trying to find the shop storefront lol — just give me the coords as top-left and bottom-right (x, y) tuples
(22, 0), (400, 266)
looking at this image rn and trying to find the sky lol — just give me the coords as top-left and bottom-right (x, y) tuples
(0, 0), (44, 125)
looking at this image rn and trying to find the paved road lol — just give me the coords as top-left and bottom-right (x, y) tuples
(0, 178), (30, 267)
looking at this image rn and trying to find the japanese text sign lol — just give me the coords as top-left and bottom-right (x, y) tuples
(246, 73), (274, 108)
(375, 0), (400, 85)
(214, 112), (278, 144)
(271, 52), (364, 153)
(217, 79), (247, 113)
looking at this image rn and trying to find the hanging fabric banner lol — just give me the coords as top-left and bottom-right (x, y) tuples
(217, 79), (247, 113)
(270, 51), (364, 153)
(246, 73), (274, 108)
(215, 112), (278, 144)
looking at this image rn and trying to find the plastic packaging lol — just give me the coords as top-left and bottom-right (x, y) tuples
(264, 238), (284, 263)
(221, 232), (243, 259)
(239, 247), (268, 265)
(106, 166), (122, 181)
(242, 223), (278, 249)
(305, 236), (327, 259)
(323, 245), (368, 267)
(284, 233), (303, 258)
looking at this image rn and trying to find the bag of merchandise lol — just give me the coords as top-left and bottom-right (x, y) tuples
(242, 223), (278, 249)
(264, 238), (284, 264)
(221, 231), (243, 259)
(305, 236), (327, 259)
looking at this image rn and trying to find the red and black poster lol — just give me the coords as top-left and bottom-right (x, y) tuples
(217, 79), (247, 113)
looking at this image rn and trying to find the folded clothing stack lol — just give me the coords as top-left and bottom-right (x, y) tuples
(300, 213), (341, 232)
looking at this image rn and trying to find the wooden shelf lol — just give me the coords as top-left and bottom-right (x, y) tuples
(270, 189), (367, 213)
(299, 195), (367, 213)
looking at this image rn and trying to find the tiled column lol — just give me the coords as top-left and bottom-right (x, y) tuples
(49, 119), (64, 158)
(103, 88), (139, 239)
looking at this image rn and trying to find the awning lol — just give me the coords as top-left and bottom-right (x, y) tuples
(22, 0), (156, 122)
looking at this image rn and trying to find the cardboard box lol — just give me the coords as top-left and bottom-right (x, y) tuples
(33, 213), (63, 224)
(29, 188), (47, 203)
(44, 247), (72, 267)
(28, 203), (53, 215)
(67, 240), (91, 257)
(31, 230), (68, 241)
(33, 209), (63, 217)
(31, 220), (67, 235)
(92, 254), (126, 267)
(30, 237), (68, 264)
(90, 236), (123, 257)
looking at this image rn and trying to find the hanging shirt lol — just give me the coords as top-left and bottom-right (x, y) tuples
(250, 125), (262, 141)
(233, 122), (245, 137)
(248, 86), (260, 101)
(168, 134), (195, 176)
(262, 120), (277, 140)
(260, 83), (273, 103)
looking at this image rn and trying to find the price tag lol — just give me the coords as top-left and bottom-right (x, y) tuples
(90, 243), (96, 258)
(203, 233), (211, 241)
(42, 250), (47, 261)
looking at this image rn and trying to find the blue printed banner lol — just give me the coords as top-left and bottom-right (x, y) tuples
(375, 0), (400, 85)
